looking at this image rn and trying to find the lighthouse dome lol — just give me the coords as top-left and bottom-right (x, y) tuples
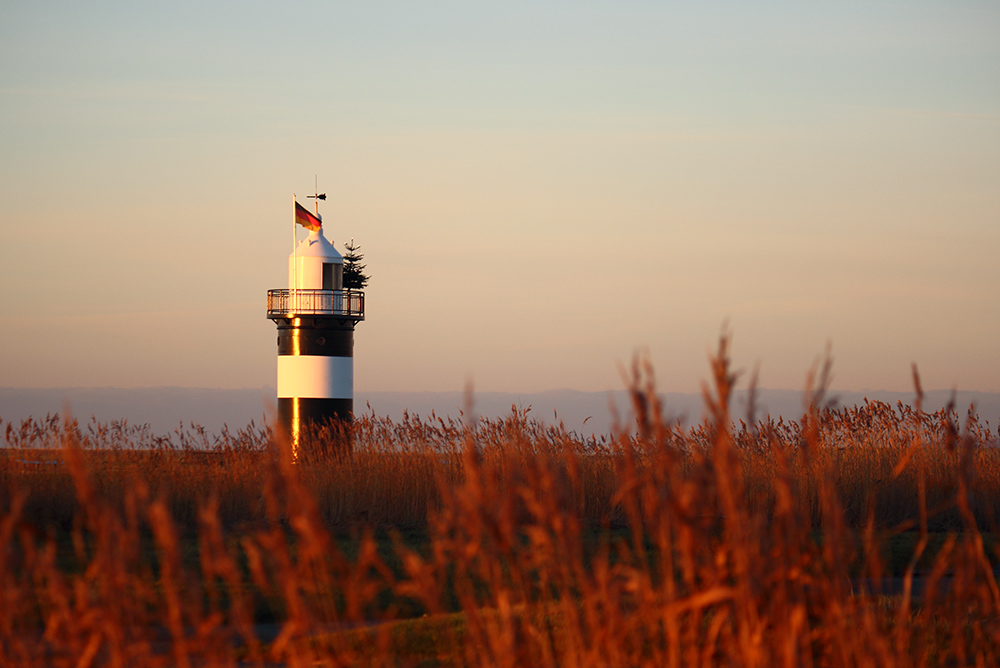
(291, 229), (343, 262)
(289, 228), (345, 290)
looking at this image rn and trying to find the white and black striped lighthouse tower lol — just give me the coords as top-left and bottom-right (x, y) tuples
(266, 197), (364, 448)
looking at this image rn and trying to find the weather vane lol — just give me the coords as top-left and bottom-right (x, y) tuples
(306, 175), (326, 215)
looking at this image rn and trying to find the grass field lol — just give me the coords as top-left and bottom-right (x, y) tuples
(2, 343), (999, 666)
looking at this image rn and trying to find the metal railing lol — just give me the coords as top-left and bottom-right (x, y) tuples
(266, 289), (365, 318)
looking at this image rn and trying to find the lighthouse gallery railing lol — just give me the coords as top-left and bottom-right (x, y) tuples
(267, 289), (365, 318)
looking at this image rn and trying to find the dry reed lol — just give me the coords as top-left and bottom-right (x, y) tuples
(1, 339), (998, 666)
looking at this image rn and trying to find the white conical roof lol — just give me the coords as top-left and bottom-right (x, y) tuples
(290, 228), (343, 263)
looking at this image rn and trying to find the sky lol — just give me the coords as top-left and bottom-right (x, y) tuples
(1, 1), (998, 396)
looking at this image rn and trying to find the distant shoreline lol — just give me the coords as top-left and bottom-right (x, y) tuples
(2, 386), (997, 438)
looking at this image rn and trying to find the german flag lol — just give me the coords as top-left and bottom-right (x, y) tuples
(295, 201), (322, 231)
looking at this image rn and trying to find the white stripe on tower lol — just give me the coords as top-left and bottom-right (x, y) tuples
(277, 355), (353, 399)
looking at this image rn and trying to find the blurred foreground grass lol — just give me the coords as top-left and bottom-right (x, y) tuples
(2, 341), (999, 666)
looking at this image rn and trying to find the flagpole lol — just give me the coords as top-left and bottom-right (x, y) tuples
(292, 194), (298, 311)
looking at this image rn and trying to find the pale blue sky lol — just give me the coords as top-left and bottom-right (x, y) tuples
(1, 1), (998, 393)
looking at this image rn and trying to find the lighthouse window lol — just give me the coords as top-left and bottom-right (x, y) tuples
(322, 263), (334, 290)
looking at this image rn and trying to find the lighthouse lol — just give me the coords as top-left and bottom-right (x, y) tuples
(266, 199), (364, 451)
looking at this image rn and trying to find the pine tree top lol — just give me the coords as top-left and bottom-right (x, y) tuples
(343, 238), (369, 289)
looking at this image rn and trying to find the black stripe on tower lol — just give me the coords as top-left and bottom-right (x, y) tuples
(278, 396), (354, 456)
(276, 317), (355, 357)
(278, 397), (355, 426)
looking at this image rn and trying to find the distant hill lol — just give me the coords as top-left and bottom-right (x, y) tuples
(356, 389), (1000, 437)
(2, 386), (998, 439)
(0, 387), (276, 436)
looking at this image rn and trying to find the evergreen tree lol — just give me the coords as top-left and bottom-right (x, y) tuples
(342, 238), (370, 289)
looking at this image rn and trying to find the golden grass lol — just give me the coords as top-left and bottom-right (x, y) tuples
(1, 338), (999, 666)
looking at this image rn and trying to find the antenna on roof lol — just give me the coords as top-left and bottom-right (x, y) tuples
(306, 174), (326, 216)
